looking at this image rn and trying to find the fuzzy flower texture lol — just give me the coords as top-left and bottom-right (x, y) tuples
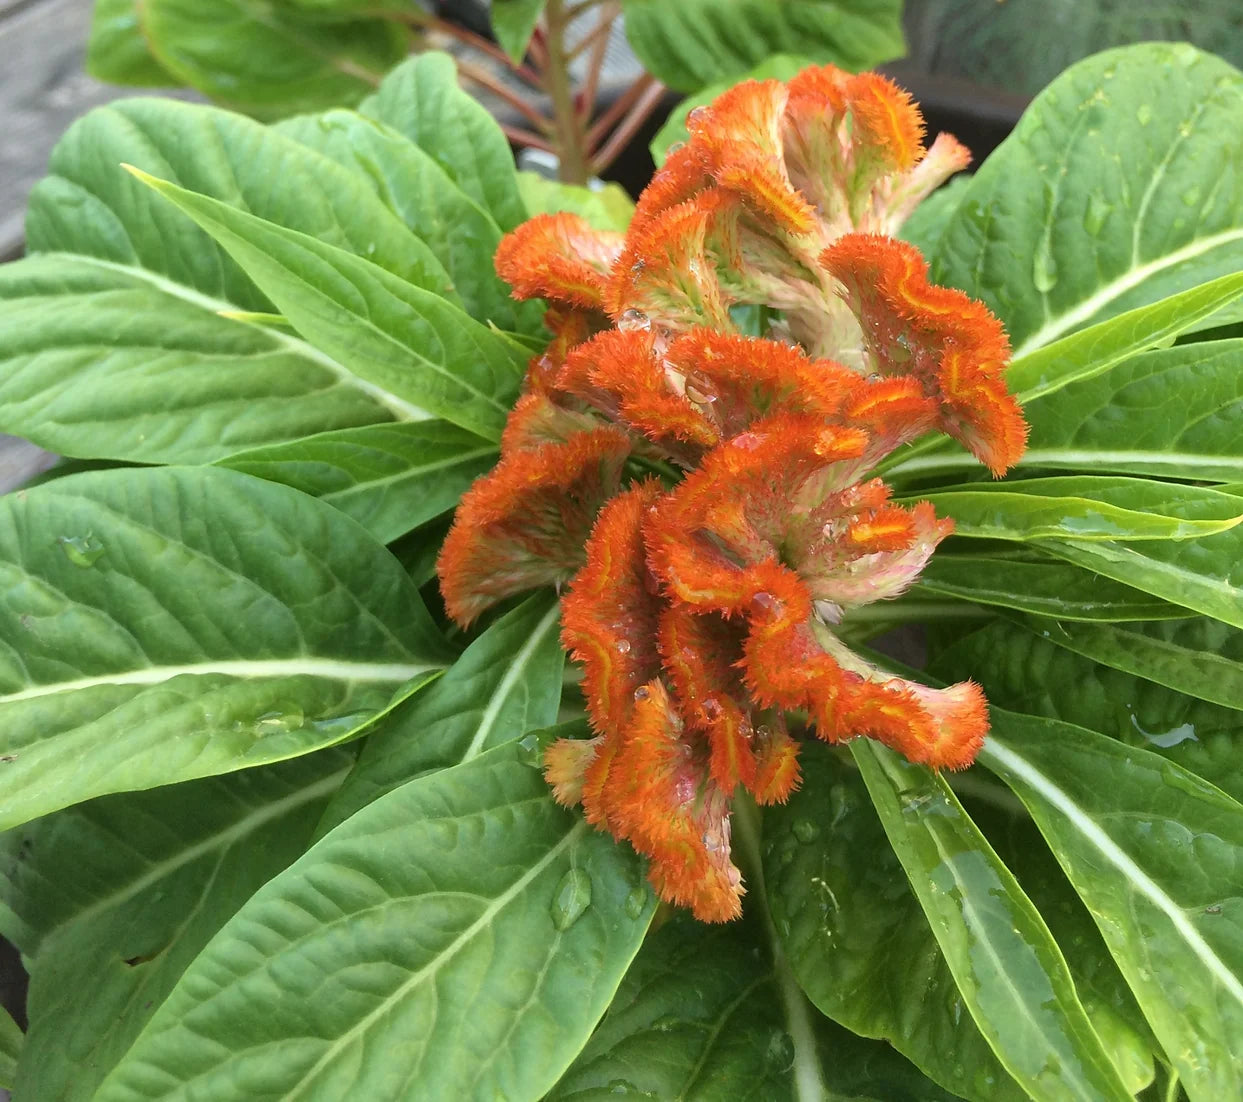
(438, 67), (1028, 921)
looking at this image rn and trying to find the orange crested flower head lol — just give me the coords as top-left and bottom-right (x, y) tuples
(437, 64), (1029, 923)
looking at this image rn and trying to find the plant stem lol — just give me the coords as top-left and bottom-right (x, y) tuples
(732, 796), (829, 1102)
(584, 72), (657, 151)
(590, 77), (668, 174)
(543, 0), (591, 183)
(1162, 1069), (1183, 1102)
(401, 11), (543, 86)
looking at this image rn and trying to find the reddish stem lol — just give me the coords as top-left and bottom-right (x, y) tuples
(589, 78), (668, 174)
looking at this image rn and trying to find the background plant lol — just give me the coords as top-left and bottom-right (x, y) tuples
(0, 36), (1241, 1102)
(86, 0), (905, 183)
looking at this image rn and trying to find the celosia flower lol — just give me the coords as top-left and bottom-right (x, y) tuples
(438, 63), (1028, 922)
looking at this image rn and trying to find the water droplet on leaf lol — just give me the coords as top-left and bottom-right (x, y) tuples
(624, 886), (649, 919)
(58, 534), (105, 567)
(550, 868), (593, 931)
(1032, 241), (1059, 292)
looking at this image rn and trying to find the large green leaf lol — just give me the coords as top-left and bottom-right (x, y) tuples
(26, 96), (453, 309)
(621, 0), (904, 93)
(276, 109), (545, 335)
(491, 0), (546, 63)
(129, 168), (526, 441)
(94, 740), (654, 1102)
(361, 53), (530, 234)
(138, 0), (408, 119)
(913, 553), (1187, 622)
(0, 465), (449, 830)
(87, 0), (178, 86)
(852, 740), (1133, 1101)
(932, 43), (1243, 357)
(217, 421), (497, 543)
(980, 714), (1243, 1101)
(1036, 524), (1243, 628)
(911, 476), (1243, 542)
(1017, 339), (1243, 482)
(550, 910), (966, 1101)
(319, 593), (564, 832)
(765, 741), (1029, 1101)
(3, 749), (352, 1102)
(0, 255), (415, 464)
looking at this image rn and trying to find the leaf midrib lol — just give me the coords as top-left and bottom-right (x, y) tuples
(0, 658), (433, 706)
(980, 738), (1243, 1009)
(54, 255), (428, 422)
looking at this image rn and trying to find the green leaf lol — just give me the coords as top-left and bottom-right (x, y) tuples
(910, 476), (1243, 542)
(765, 740), (1029, 1101)
(217, 421), (497, 543)
(277, 110), (545, 335)
(94, 740), (654, 1102)
(621, 0), (904, 93)
(87, 0), (179, 86)
(648, 53), (815, 164)
(361, 53), (530, 233)
(851, 740), (1133, 1101)
(319, 593), (564, 832)
(980, 713), (1243, 1101)
(1036, 524), (1243, 629)
(550, 910), (967, 1101)
(3, 749), (351, 1102)
(1007, 273), (1243, 403)
(913, 553), (1187, 622)
(27, 96), (457, 311)
(1012, 617), (1243, 714)
(139, 0), (408, 119)
(128, 167), (526, 441)
(932, 43), (1243, 357)
(0, 1003), (19, 1091)
(0, 465), (449, 830)
(1016, 339), (1243, 482)
(0, 255), (416, 464)
(491, 0), (546, 63)
(516, 172), (636, 232)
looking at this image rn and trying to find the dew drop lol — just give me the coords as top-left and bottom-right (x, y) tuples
(619, 308), (651, 331)
(633, 685), (651, 702)
(624, 886), (649, 919)
(549, 868), (593, 931)
(792, 819), (821, 844)
(615, 639), (632, 654)
(701, 697), (722, 720)
(517, 731), (545, 767)
(1032, 241), (1059, 292)
(702, 831), (722, 853)
(1082, 193), (1111, 237)
(765, 1029), (796, 1072)
(686, 106), (708, 127)
(58, 534), (105, 568)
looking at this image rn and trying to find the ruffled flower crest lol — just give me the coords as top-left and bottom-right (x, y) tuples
(438, 63), (1027, 922)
